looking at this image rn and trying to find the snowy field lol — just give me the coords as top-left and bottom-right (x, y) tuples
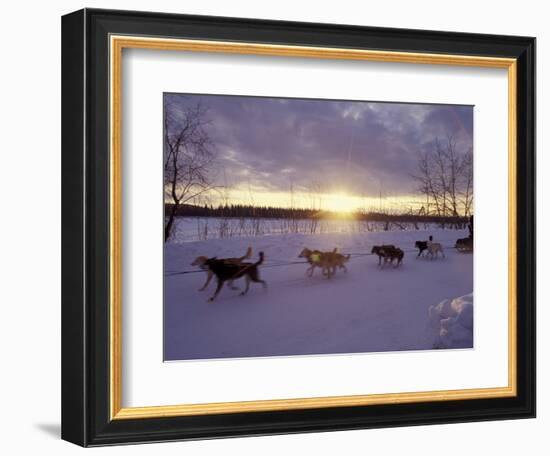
(164, 224), (473, 361)
(169, 216), (458, 243)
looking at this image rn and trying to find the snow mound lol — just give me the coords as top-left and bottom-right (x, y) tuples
(428, 293), (473, 349)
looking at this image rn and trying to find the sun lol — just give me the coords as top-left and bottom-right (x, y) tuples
(323, 192), (363, 214)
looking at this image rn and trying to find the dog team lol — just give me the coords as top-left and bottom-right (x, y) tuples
(191, 234), (449, 301)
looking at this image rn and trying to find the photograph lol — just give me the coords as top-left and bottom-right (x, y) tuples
(163, 93), (475, 361)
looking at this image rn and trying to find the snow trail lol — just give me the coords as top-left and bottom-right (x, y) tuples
(164, 228), (473, 360)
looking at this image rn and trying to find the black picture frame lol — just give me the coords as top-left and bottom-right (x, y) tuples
(62, 8), (536, 447)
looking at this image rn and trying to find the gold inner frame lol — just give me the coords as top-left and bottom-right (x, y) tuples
(109, 35), (517, 420)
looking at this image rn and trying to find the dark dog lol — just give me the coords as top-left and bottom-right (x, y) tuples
(204, 252), (266, 301)
(191, 246), (252, 291)
(455, 236), (473, 252)
(371, 245), (396, 265)
(415, 241), (428, 258)
(380, 246), (404, 268)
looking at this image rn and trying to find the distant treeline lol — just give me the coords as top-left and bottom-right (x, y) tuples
(166, 203), (470, 225)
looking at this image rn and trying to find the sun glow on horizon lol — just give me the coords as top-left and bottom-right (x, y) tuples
(322, 192), (364, 214)
(184, 185), (425, 215)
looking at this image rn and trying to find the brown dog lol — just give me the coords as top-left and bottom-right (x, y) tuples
(327, 249), (351, 275)
(191, 246), (252, 291)
(298, 248), (334, 278)
(298, 248), (349, 278)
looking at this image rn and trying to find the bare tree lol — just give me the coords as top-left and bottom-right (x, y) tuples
(433, 138), (449, 217)
(413, 149), (441, 216)
(307, 181), (323, 234)
(460, 148), (474, 216)
(164, 99), (216, 242)
(443, 136), (461, 216)
(413, 136), (474, 223)
(288, 179), (299, 233)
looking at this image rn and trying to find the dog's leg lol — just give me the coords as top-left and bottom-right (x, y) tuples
(250, 273), (267, 290)
(240, 276), (251, 295)
(199, 271), (213, 291)
(208, 280), (224, 302)
(441, 249), (445, 258)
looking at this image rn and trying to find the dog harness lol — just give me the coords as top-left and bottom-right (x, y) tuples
(310, 253), (321, 263)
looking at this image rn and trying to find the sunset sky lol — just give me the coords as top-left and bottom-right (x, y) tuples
(165, 93), (473, 213)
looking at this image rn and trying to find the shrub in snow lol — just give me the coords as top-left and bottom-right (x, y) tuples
(428, 293), (473, 349)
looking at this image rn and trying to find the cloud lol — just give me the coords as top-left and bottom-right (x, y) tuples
(165, 93), (473, 198)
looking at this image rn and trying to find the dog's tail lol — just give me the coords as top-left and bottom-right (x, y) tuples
(254, 252), (265, 266)
(240, 246), (253, 261)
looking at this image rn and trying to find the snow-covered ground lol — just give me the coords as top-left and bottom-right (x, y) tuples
(169, 216), (457, 243)
(164, 227), (473, 361)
